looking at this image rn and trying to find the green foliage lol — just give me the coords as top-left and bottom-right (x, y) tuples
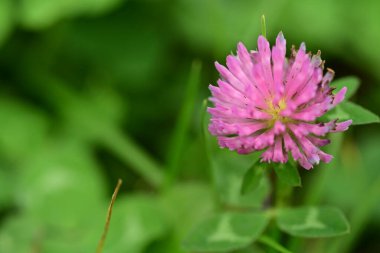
(0, 141), (106, 252)
(183, 212), (269, 252)
(0, 214), (102, 253)
(338, 102), (380, 125)
(0, 0), (12, 47)
(240, 160), (266, 195)
(18, 0), (125, 29)
(16, 140), (106, 226)
(0, 165), (13, 207)
(322, 76), (379, 125)
(0, 97), (49, 161)
(0, 0), (380, 252)
(166, 61), (202, 187)
(324, 101), (379, 125)
(331, 76), (360, 99)
(257, 235), (292, 253)
(273, 162), (301, 187)
(158, 183), (215, 253)
(211, 149), (270, 208)
(104, 195), (169, 253)
(276, 207), (350, 238)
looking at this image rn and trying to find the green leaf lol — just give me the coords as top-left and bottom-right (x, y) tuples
(104, 195), (169, 253)
(0, 146), (106, 253)
(0, 97), (49, 161)
(17, 140), (106, 228)
(154, 183), (214, 253)
(276, 206), (350, 238)
(212, 149), (270, 208)
(0, 213), (103, 253)
(273, 162), (301, 187)
(183, 212), (269, 252)
(331, 76), (360, 99)
(338, 102), (379, 125)
(321, 105), (349, 122)
(0, 194), (168, 253)
(159, 183), (214, 237)
(240, 160), (266, 195)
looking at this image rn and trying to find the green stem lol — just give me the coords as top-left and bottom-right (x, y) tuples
(261, 15), (267, 38)
(267, 170), (293, 253)
(101, 129), (164, 188)
(165, 60), (202, 188)
(200, 99), (220, 208)
(258, 235), (293, 253)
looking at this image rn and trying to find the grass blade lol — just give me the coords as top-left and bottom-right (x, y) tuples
(165, 60), (202, 187)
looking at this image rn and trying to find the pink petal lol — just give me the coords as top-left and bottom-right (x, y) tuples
(257, 36), (274, 95)
(318, 150), (333, 163)
(272, 138), (287, 163)
(332, 87), (347, 106)
(331, 120), (352, 132)
(254, 129), (275, 150)
(261, 146), (274, 162)
(215, 62), (245, 91)
(272, 32), (287, 103)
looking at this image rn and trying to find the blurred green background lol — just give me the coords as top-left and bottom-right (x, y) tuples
(0, 0), (379, 252)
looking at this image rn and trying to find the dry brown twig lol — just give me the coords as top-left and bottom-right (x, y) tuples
(96, 179), (123, 253)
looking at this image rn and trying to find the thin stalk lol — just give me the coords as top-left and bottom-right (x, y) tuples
(102, 130), (164, 188)
(261, 15), (267, 38)
(267, 169), (293, 253)
(258, 235), (293, 253)
(165, 60), (202, 188)
(96, 179), (122, 253)
(200, 99), (220, 208)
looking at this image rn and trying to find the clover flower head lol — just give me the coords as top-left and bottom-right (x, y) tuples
(208, 32), (352, 169)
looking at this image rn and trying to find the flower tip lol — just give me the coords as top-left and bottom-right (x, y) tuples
(258, 35), (268, 45)
(333, 120), (353, 132)
(277, 31), (285, 41)
(299, 42), (306, 52)
(333, 86), (347, 106)
(275, 31), (286, 51)
(226, 54), (234, 61)
(343, 119), (353, 128)
(214, 61), (225, 73)
(237, 41), (245, 48)
(321, 153), (333, 163)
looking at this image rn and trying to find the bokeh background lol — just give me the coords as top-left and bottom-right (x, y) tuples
(0, 0), (379, 252)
